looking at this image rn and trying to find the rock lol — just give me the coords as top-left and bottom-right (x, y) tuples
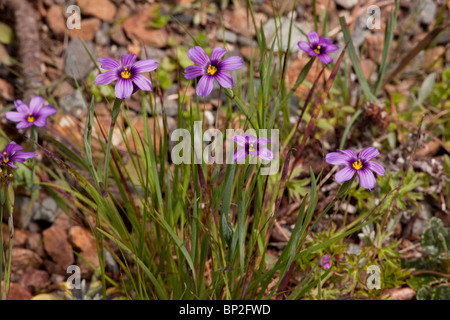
(52, 80), (75, 97)
(423, 46), (445, 69)
(286, 56), (331, 96)
(0, 78), (14, 101)
(123, 7), (169, 48)
(69, 18), (101, 41)
(412, 203), (433, 238)
(64, 38), (97, 81)
(26, 232), (46, 258)
(5, 282), (32, 300)
(2, 224), (28, 247)
(19, 268), (50, 293)
(77, 0), (117, 23)
(420, 0), (437, 25)
(52, 213), (73, 231)
(364, 33), (384, 64)
(95, 22), (111, 46)
(10, 248), (43, 274)
(110, 24), (129, 46)
(68, 226), (96, 252)
(59, 90), (86, 116)
(77, 249), (100, 278)
(223, 7), (267, 37)
(216, 30), (238, 44)
(33, 197), (58, 224)
(263, 17), (310, 53)
(335, 0), (357, 9)
(360, 58), (377, 83)
(46, 5), (66, 37)
(43, 226), (74, 269)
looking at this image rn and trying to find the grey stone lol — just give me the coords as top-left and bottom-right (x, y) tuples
(335, 0), (357, 9)
(64, 38), (97, 81)
(140, 47), (165, 62)
(59, 90), (86, 115)
(420, 0), (437, 25)
(263, 15), (310, 53)
(95, 22), (111, 46)
(216, 30), (238, 44)
(33, 197), (58, 224)
(237, 35), (256, 46)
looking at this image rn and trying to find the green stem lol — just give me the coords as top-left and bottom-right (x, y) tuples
(103, 98), (122, 187)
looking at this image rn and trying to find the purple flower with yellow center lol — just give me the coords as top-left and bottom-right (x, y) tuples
(184, 46), (243, 97)
(94, 54), (158, 99)
(319, 254), (331, 270)
(298, 31), (339, 65)
(1, 141), (35, 169)
(232, 134), (273, 162)
(325, 147), (385, 190)
(5, 96), (57, 129)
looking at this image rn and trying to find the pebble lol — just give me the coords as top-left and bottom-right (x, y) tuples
(59, 90), (87, 116)
(216, 30), (238, 44)
(263, 17), (310, 53)
(95, 22), (111, 46)
(64, 38), (97, 81)
(335, 0), (357, 9)
(33, 197), (58, 224)
(419, 0), (437, 25)
(43, 226), (75, 270)
(77, 0), (117, 23)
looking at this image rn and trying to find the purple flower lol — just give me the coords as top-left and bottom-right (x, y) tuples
(184, 46), (243, 97)
(6, 96), (57, 129)
(319, 254), (331, 270)
(298, 31), (339, 65)
(325, 147), (385, 190)
(94, 54), (158, 99)
(232, 134), (273, 162)
(1, 142), (35, 169)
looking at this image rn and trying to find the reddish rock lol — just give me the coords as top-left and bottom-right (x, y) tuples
(69, 18), (101, 41)
(68, 226), (96, 252)
(2, 223), (28, 247)
(223, 7), (267, 37)
(53, 213), (73, 231)
(26, 232), (46, 258)
(19, 267), (50, 293)
(0, 78), (14, 101)
(110, 24), (129, 46)
(77, 0), (117, 23)
(5, 282), (32, 300)
(286, 56), (331, 96)
(122, 6), (169, 48)
(365, 33), (384, 64)
(46, 5), (66, 37)
(43, 226), (74, 269)
(10, 248), (43, 274)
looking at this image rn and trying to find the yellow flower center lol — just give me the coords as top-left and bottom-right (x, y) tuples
(3, 157), (9, 164)
(121, 67), (132, 79)
(249, 143), (255, 152)
(352, 159), (363, 170)
(27, 112), (35, 123)
(207, 65), (218, 76)
(314, 45), (321, 54)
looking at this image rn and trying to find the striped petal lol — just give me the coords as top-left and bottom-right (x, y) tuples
(5, 111), (27, 122)
(358, 168), (377, 190)
(359, 147), (379, 161)
(298, 41), (316, 56)
(98, 57), (120, 70)
(307, 31), (320, 46)
(121, 54), (136, 68)
(188, 46), (209, 66)
(256, 147), (273, 161)
(184, 65), (204, 79)
(196, 75), (214, 97)
(217, 56), (243, 72)
(132, 59), (158, 73)
(36, 105), (57, 118)
(318, 53), (333, 65)
(326, 152), (353, 166)
(214, 71), (233, 89)
(365, 161), (385, 176)
(4, 142), (24, 154)
(232, 135), (247, 146)
(14, 100), (29, 113)
(323, 44), (339, 53)
(210, 47), (227, 65)
(115, 78), (133, 99)
(335, 166), (356, 183)
(257, 138), (270, 145)
(132, 73), (153, 91)
(29, 96), (44, 114)
(95, 71), (119, 85)
(233, 148), (248, 162)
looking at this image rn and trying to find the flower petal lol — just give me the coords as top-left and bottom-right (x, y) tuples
(11, 151), (36, 162)
(32, 117), (48, 127)
(233, 148), (248, 162)
(318, 53), (333, 65)
(16, 121), (34, 129)
(256, 138), (270, 145)
(326, 152), (353, 166)
(188, 46), (209, 66)
(335, 166), (356, 183)
(6, 162), (18, 169)
(358, 168), (377, 190)
(184, 65), (204, 79)
(298, 41), (316, 56)
(336, 149), (357, 160)
(14, 100), (29, 113)
(214, 71), (233, 88)
(98, 57), (120, 70)
(196, 75), (214, 97)
(365, 161), (385, 176)
(359, 147), (379, 161)
(29, 96), (44, 114)
(256, 147), (273, 161)
(319, 37), (333, 45)
(121, 54), (136, 68)
(217, 56), (243, 72)
(244, 135), (257, 144)
(5, 111), (27, 122)
(115, 78), (133, 99)
(323, 44), (339, 53)
(4, 142), (24, 155)
(37, 105), (57, 118)
(307, 31), (320, 46)
(210, 47), (227, 65)
(132, 73), (153, 91)
(132, 59), (158, 73)
(232, 135), (247, 146)
(94, 71), (119, 85)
